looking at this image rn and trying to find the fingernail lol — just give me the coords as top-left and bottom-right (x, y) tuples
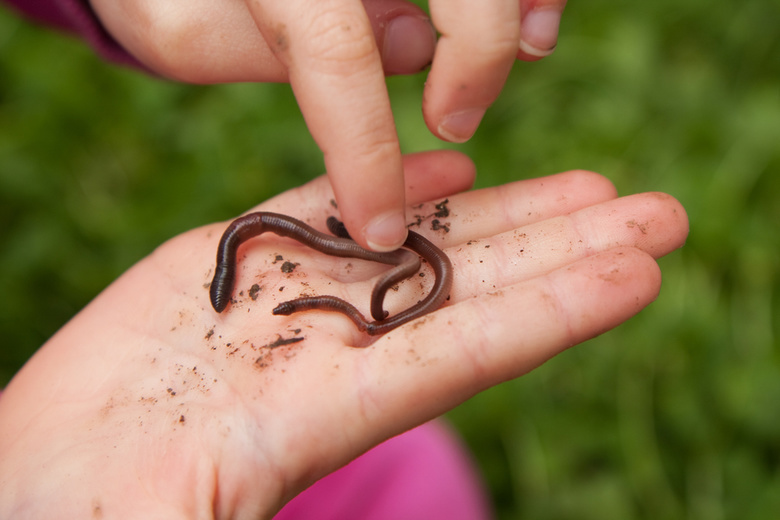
(383, 15), (437, 75)
(519, 9), (561, 58)
(364, 211), (408, 252)
(438, 108), (486, 143)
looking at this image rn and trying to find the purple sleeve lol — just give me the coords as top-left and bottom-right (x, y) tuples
(3, 0), (147, 70)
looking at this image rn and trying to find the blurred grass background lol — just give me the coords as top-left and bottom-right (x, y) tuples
(1, 0), (778, 518)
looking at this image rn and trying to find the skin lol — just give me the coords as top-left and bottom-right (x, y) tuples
(0, 150), (688, 519)
(88, 0), (569, 250)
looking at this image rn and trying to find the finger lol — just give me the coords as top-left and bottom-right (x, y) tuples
(248, 0), (408, 252)
(91, 0), (435, 83)
(262, 177), (683, 348)
(363, 0), (437, 75)
(404, 169), (619, 245)
(257, 168), (615, 239)
(359, 247), (663, 431)
(447, 191), (689, 301)
(367, 188), (685, 341)
(401, 150), (476, 204)
(518, 0), (568, 61)
(90, 0), (282, 82)
(245, 150), (476, 221)
(438, 187), (687, 256)
(425, 0), (521, 142)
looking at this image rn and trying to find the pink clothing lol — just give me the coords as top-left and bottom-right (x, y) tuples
(2, 0), (144, 69)
(275, 421), (492, 520)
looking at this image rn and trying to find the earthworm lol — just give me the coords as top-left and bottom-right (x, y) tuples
(210, 212), (452, 335)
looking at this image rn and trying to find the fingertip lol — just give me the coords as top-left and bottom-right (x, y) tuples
(364, 210), (408, 252)
(544, 247), (662, 346)
(518, 8), (561, 60)
(382, 14), (437, 75)
(645, 192), (691, 253)
(326, 152), (406, 251)
(437, 108), (486, 143)
(558, 169), (619, 200)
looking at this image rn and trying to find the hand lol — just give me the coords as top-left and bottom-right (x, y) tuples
(88, 0), (568, 250)
(0, 151), (687, 518)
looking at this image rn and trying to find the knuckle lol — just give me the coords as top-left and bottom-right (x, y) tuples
(300, 9), (378, 74)
(480, 19), (522, 61)
(330, 132), (400, 174)
(354, 134), (400, 164)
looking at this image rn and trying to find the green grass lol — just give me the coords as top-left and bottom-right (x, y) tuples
(1, 1), (779, 518)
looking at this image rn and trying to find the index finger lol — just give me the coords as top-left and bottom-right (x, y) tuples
(247, 0), (408, 252)
(425, 0), (521, 142)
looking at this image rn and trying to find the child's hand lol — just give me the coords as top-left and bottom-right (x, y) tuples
(0, 151), (687, 519)
(89, 0), (568, 251)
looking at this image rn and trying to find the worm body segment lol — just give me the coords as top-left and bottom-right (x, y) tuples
(209, 212), (452, 335)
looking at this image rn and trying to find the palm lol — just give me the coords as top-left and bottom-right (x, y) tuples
(0, 165), (688, 519)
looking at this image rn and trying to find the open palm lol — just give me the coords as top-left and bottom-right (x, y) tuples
(0, 152), (688, 519)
